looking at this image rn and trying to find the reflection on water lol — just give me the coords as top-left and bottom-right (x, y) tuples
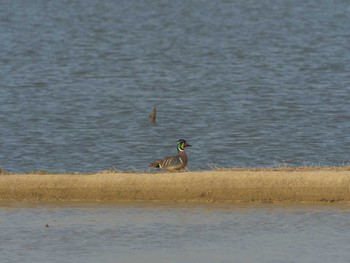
(1, 203), (350, 263)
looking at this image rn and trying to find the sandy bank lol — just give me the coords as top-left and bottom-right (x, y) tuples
(1, 168), (350, 203)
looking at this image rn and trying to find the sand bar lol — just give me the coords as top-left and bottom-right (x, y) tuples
(1, 167), (350, 203)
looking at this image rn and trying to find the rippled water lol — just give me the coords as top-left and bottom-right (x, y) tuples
(1, 0), (350, 172)
(1, 203), (350, 263)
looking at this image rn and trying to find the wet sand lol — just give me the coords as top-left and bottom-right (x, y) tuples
(1, 167), (350, 203)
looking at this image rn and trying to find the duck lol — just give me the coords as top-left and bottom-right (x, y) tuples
(148, 139), (191, 171)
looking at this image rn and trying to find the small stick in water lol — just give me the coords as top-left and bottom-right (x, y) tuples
(149, 105), (156, 124)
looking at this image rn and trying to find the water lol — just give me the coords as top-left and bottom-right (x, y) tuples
(0, 203), (349, 263)
(1, 0), (350, 172)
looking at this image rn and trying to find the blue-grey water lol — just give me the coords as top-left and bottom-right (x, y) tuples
(0, 203), (350, 263)
(1, 0), (350, 172)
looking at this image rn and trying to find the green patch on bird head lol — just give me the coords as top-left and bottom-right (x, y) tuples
(177, 139), (190, 151)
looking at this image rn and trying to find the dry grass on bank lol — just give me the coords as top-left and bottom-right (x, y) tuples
(1, 167), (350, 203)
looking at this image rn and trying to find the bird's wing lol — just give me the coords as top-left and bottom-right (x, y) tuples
(161, 155), (183, 168)
(149, 155), (183, 169)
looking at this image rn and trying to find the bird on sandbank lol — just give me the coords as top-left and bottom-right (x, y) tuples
(148, 139), (191, 171)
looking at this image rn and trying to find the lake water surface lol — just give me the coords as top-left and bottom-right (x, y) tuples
(1, 0), (350, 172)
(1, 203), (350, 263)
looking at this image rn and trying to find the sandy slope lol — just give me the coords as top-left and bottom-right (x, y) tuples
(1, 168), (350, 203)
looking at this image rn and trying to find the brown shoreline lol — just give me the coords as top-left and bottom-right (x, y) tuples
(1, 167), (350, 203)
